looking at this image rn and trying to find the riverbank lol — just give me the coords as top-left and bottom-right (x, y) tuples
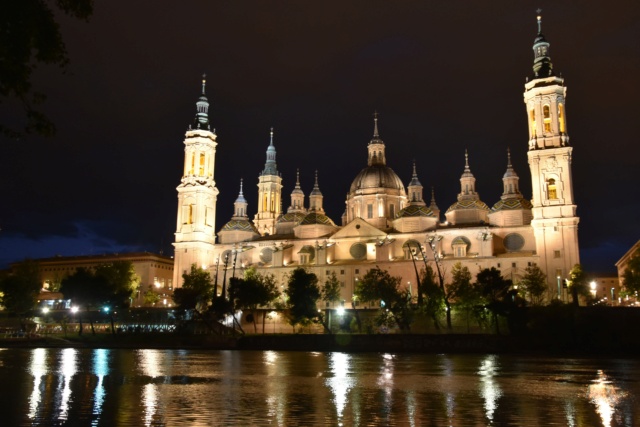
(2, 332), (639, 356)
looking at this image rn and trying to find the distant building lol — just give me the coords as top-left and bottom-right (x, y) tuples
(11, 252), (174, 308)
(616, 239), (640, 301)
(173, 15), (580, 304)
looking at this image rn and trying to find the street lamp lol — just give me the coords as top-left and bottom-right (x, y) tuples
(557, 276), (562, 300)
(590, 281), (597, 299)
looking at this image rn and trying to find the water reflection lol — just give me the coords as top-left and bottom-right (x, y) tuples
(57, 348), (77, 421)
(326, 352), (353, 425)
(588, 369), (628, 427)
(28, 348), (47, 419)
(3, 350), (640, 426)
(138, 349), (163, 426)
(92, 349), (109, 426)
(478, 354), (501, 423)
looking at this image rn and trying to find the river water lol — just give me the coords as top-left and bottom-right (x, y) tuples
(0, 348), (637, 426)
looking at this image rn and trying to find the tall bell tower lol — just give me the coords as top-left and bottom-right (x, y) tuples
(173, 75), (219, 287)
(254, 128), (283, 235)
(525, 13), (580, 290)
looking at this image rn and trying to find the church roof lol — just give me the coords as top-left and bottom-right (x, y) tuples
(277, 212), (306, 224)
(299, 212), (336, 226)
(445, 199), (490, 214)
(221, 219), (259, 233)
(491, 198), (533, 212)
(350, 165), (405, 193)
(396, 205), (434, 218)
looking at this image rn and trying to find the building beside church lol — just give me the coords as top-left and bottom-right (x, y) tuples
(173, 15), (580, 305)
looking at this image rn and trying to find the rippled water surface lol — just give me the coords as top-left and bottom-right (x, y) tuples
(0, 348), (638, 426)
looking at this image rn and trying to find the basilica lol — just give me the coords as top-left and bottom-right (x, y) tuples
(172, 16), (580, 303)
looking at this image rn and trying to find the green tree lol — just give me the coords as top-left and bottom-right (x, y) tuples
(355, 267), (412, 331)
(621, 249), (640, 297)
(1, 1), (94, 137)
(93, 261), (139, 308)
(60, 267), (103, 335)
(322, 272), (342, 307)
(475, 267), (512, 334)
(0, 260), (41, 328)
(567, 264), (589, 307)
(228, 268), (280, 333)
(518, 265), (548, 306)
(448, 262), (481, 332)
(420, 265), (445, 331)
(173, 264), (214, 313)
(285, 267), (320, 330)
(143, 289), (161, 307)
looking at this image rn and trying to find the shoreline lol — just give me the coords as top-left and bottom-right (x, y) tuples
(2, 333), (639, 357)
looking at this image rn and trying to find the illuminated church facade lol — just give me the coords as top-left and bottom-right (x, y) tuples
(173, 16), (579, 304)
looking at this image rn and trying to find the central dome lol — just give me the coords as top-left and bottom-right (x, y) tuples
(349, 164), (405, 194)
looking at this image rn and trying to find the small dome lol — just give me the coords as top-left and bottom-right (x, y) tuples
(445, 199), (490, 214)
(451, 236), (471, 248)
(350, 165), (405, 193)
(491, 198), (533, 212)
(396, 205), (434, 218)
(221, 219), (259, 233)
(299, 212), (336, 226)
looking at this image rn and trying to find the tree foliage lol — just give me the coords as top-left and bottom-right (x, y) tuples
(475, 267), (512, 334)
(518, 264), (548, 306)
(228, 268), (280, 333)
(0, 260), (41, 317)
(355, 267), (412, 331)
(448, 262), (482, 332)
(285, 267), (320, 328)
(1, 1), (94, 137)
(568, 264), (589, 307)
(419, 265), (445, 330)
(621, 249), (640, 296)
(173, 264), (213, 313)
(321, 271), (342, 307)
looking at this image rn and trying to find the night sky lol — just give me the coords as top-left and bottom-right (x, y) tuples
(1, 1), (639, 274)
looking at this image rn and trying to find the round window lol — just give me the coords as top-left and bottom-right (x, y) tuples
(260, 247), (274, 263)
(349, 243), (367, 260)
(504, 233), (525, 252)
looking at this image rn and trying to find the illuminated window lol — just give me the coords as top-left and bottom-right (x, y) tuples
(547, 178), (557, 199)
(558, 104), (565, 133)
(190, 153), (195, 175)
(378, 199), (384, 217)
(188, 204), (193, 224)
(543, 105), (551, 133)
(199, 153), (205, 176)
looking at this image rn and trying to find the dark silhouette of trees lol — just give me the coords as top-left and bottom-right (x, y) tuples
(355, 267), (412, 331)
(1, 1), (94, 138)
(173, 264), (213, 313)
(448, 262), (481, 332)
(568, 264), (589, 307)
(621, 248), (640, 297)
(0, 260), (41, 329)
(475, 267), (512, 334)
(518, 265), (548, 306)
(228, 268), (280, 333)
(285, 267), (320, 331)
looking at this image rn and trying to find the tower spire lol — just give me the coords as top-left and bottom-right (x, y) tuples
(532, 10), (554, 78)
(193, 74), (210, 130)
(262, 127), (278, 176)
(373, 110), (380, 138)
(309, 170), (324, 212)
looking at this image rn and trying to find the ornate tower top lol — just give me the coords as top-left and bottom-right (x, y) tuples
(193, 74), (211, 130)
(367, 111), (386, 166)
(501, 148), (522, 200)
(309, 170), (324, 213)
(458, 150), (479, 201)
(532, 10), (554, 78)
(233, 179), (249, 218)
(288, 169), (306, 212)
(262, 127), (279, 176)
(407, 161), (425, 206)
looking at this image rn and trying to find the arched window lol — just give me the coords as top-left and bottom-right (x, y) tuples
(543, 105), (551, 133)
(189, 153), (195, 175)
(547, 178), (557, 200)
(530, 109), (536, 137)
(558, 104), (565, 133)
(199, 153), (205, 176)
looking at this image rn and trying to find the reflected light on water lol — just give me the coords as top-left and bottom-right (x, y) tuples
(28, 348), (47, 419)
(588, 370), (627, 427)
(92, 349), (109, 425)
(378, 353), (395, 419)
(327, 352), (354, 425)
(263, 351), (285, 426)
(478, 354), (501, 422)
(139, 350), (163, 426)
(58, 348), (77, 421)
